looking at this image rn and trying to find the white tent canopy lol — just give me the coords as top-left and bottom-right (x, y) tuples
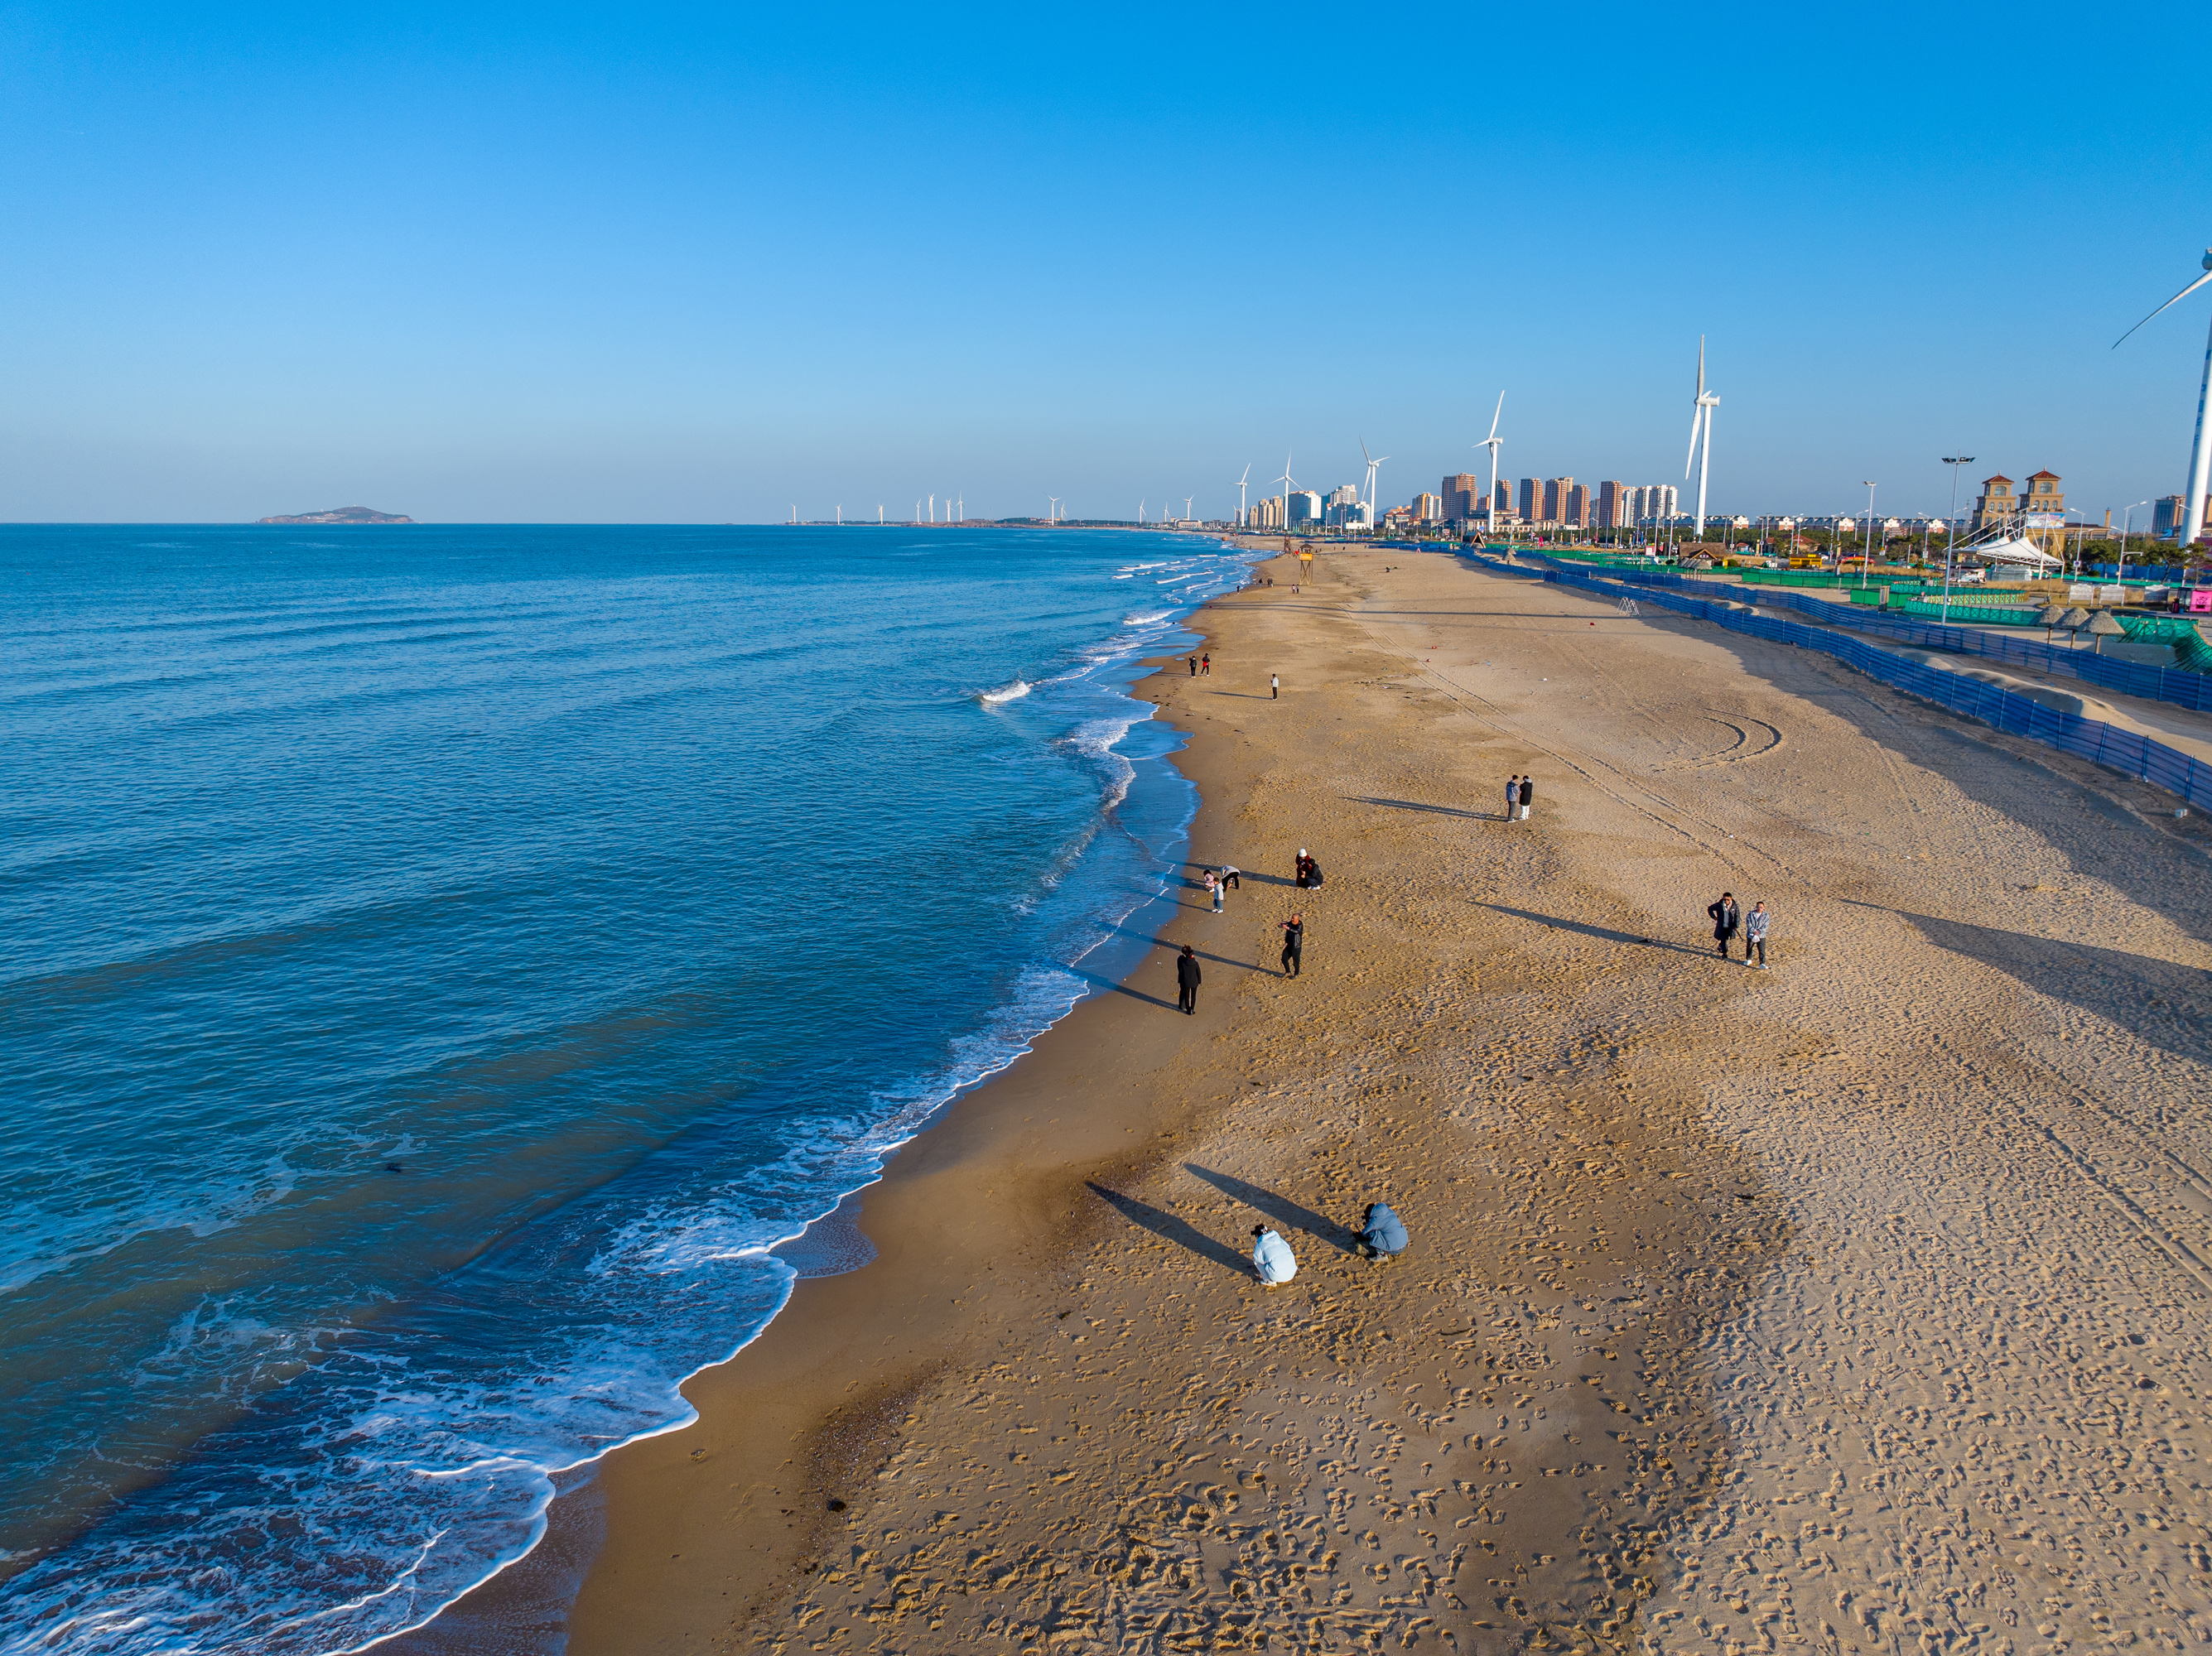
(1963, 534), (2064, 569)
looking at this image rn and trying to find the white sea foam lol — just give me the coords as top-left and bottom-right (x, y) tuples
(0, 530), (1270, 1656)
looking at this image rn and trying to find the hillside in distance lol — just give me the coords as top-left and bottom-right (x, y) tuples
(256, 506), (415, 524)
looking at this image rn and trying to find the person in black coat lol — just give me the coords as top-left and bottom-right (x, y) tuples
(1517, 775), (1534, 821)
(1707, 893), (1739, 957)
(1175, 944), (1202, 1013)
(1278, 915), (1304, 978)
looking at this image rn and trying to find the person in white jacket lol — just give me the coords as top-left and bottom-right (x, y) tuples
(1251, 1225), (1298, 1285)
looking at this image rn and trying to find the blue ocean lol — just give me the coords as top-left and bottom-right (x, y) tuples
(0, 524), (1251, 1654)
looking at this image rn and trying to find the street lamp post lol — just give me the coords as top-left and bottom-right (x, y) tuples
(2118, 499), (2150, 588)
(1860, 482), (1877, 587)
(1939, 454), (1975, 623)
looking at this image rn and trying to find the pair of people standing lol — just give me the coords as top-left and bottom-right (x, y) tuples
(1707, 893), (1771, 967)
(1503, 775), (1533, 821)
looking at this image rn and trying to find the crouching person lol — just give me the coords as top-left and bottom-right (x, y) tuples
(1251, 1225), (1298, 1285)
(1356, 1201), (1409, 1261)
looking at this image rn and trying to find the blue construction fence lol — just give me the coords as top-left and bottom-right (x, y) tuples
(1487, 548), (2212, 719)
(1453, 547), (2212, 813)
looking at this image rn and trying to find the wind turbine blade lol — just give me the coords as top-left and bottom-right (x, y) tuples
(1487, 390), (1503, 441)
(2113, 268), (2212, 348)
(1696, 335), (1705, 399)
(1685, 407), (1704, 479)
(1360, 436), (1372, 465)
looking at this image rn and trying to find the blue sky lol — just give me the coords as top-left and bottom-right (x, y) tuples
(2, 2), (2209, 524)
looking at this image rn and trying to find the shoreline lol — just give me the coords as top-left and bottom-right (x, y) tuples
(373, 536), (1260, 1653)
(534, 546), (1771, 1652)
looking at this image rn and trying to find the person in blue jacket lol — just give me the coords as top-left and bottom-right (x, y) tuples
(1251, 1225), (1298, 1284)
(1356, 1201), (1409, 1260)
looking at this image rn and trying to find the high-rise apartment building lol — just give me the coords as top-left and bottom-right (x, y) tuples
(1517, 479), (1540, 522)
(1541, 477), (1574, 523)
(1562, 484), (1592, 529)
(1494, 480), (1512, 518)
(1414, 492), (1442, 522)
(1288, 490), (1323, 525)
(1251, 495), (1284, 530)
(1440, 472), (1480, 521)
(1597, 481), (1628, 528)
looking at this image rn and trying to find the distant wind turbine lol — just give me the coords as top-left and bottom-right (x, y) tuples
(1139, 498), (1145, 523)
(1359, 439), (1390, 522)
(2114, 247), (2212, 547)
(1684, 339), (1718, 538)
(1232, 463), (1251, 527)
(1048, 494), (1060, 522)
(1183, 495), (1193, 522)
(1478, 392), (1505, 535)
(1269, 453), (1295, 527)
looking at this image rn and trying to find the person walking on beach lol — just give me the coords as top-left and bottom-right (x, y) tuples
(1279, 914), (1304, 978)
(1518, 776), (1534, 821)
(1205, 869), (1222, 912)
(1252, 1225), (1298, 1285)
(1505, 775), (1520, 821)
(1270, 673), (1279, 699)
(1355, 1201), (1410, 1261)
(1201, 653), (1211, 676)
(1708, 893), (1740, 958)
(1188, 655), (1198, 676)
(1176, 944), (1202, 1013)
(1744, 901), (1770, 969)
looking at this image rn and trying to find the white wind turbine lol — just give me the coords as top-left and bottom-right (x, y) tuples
(1232, 464), (1251, 527)
(1048, 495), (1060, 522)
(1684, 337), (1718, 538)
(1138, 498), (1145, 523)
(1478, 392), (1505, 535)
(1359, 439), (1389, 523)
(2115, 247), (2212, 548)
(1269, 453), (1295, 527)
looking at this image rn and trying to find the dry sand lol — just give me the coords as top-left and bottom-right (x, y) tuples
(523, 545), (2212, 1654)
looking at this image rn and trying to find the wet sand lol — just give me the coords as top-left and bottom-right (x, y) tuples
(523, 544), (2212, 1652)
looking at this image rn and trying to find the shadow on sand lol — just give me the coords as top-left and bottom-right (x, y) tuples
(1844, 899), (2212, 1066)
(1183, 1166), (1359, 1254)
(1350, 795), (1500, 822)
(1481, 903), (1717, 958)
(1086, 1183), (1251, 1276)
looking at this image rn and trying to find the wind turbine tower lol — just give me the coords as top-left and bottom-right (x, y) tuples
(1269, 453), (1295, 529)
(1233, 464), (1251, 527)
(1359, 439), (1389, 526)
(1478, 392), (1505, 536)
(1048, 495), (1060, 523)
(2115, 247), (2212, 548)
(1684, 339), (1719, 538)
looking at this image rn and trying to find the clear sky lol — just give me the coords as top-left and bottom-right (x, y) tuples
(3, 2), (2209, 525)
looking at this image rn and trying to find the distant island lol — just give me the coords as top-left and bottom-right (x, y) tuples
(256, 506), (416, 525)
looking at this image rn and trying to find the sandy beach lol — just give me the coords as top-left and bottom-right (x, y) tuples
(494, 543), (2212, 1654)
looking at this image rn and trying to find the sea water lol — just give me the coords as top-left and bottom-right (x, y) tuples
(0, 524), (1251, 1654)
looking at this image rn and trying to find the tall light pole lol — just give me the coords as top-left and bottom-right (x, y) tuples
(1939, 454), (1975, 622)
(2119, 499), (2150, 585)
(1860, 482), (1877, 586)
